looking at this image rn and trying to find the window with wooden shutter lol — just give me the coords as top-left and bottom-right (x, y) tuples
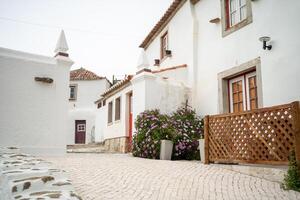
(108, 101), (113, 124)
(115, 97), (121, 121)
(160, 31), (168, 59)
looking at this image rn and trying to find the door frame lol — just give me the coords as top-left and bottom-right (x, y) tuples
(75, 120), (86, 144)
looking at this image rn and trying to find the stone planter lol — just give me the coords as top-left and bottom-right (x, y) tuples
(160, 140), (173, 160)
(199, 139), (205, 163)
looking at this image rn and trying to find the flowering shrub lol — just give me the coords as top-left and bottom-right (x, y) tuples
(132, 109), (174, 159)
(171, 108), (204, 160)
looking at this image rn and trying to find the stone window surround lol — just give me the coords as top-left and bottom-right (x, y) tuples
(108, 101), (113, 125)
(69, 84), (77, 101)
(115, 96), (121, 121)
(220, 0), (253, 37)
(217, 57), (263, 114)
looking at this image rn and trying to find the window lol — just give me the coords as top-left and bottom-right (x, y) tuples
(77, 124), (86, 132)
(229, 71), (258, 113)
(108, 101), (113, 124)
(103, 100), (106, 106)
(115, 97), (121, 121)
(97, 102), (102, 109)
(69, 85), (77, 100)
(221, 0), (252, 37)
(160, 31), (168, 59)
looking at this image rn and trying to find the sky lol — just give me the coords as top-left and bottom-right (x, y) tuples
(0, 0), (173, 81)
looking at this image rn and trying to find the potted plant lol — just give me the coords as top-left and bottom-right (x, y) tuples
(160, 139), (173, 160)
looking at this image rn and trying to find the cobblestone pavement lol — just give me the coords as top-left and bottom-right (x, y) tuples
(43, 153), (300, 200)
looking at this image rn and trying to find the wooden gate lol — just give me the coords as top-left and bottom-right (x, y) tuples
(204, 101), (300, 165)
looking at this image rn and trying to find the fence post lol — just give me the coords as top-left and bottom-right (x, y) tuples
(204, 115), (209, 164)
(292, 101), (300, 165)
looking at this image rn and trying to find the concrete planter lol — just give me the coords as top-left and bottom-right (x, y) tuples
(160, 140), (173, 160)
(199, 139), (205, 163)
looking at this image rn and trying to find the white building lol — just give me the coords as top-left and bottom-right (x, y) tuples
(95, 0), (300, 153)
(140, 0), (300, 116)
(68, 68), (110, 144)
(0, 31), (73, 155)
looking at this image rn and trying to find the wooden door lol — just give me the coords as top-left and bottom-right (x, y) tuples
(229, 76), (246, 113)
(75, 120), (86, 144)
(229, 71), (258, 113)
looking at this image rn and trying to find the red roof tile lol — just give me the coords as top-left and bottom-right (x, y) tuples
(70, 67), (104, 81)
(101, 75), (133, 98)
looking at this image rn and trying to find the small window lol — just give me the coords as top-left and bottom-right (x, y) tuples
(160, 31), (168, 59)
(115, 97), (121, 121)
(103, 100), (106, 106)
(97, 102), (102, 109)
(69, 85), (77, 100)
(108, 101), (113, 124)
(77, 124), (86, 132)
(221, 0), (252, 37)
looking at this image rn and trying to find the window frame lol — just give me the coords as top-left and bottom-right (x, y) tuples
(160, 31), (169, 60)
(69, 84), (77, 101)
(115, 97), (121, 121)
(108, 101), (113, 124)
(221, 0), (253, 37)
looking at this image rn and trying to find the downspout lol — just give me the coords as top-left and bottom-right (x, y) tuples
(189, 2), (199, 111)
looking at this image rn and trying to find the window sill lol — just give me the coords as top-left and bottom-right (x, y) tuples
(160, 55), (172, 65)
(108, 122), (113, 126)
(222, 17), (253, 37)
(114, 119), (121, 124)
(69, 99), (77, 101)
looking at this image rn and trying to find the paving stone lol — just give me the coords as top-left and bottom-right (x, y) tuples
(43, 153), (300, 200)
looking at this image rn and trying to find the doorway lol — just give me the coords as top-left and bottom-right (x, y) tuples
(75, 120), (86, 144)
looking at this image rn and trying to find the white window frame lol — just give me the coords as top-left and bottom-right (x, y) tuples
(229, 76), (246, 113)
(77, 124), (86, 132)
(229, 71), (257, 113)
(69, 84), (77, 100)
(229, 0), (247, 27)
(221, 0), (253, 37)
(245, 71), (257, 110)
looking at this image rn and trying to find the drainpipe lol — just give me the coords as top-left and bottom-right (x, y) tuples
(189, 2), (199, 111)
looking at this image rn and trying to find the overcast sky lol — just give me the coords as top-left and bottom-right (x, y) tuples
(0, 0), (172, 80)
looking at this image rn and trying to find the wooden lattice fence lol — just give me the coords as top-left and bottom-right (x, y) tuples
(204, 101), (300, 165)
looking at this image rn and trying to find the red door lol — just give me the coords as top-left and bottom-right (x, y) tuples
(128, 93), (133, 151)
(75, 120), (86, 144)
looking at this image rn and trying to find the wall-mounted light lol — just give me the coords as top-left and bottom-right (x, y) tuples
(259, 36), (272, 50)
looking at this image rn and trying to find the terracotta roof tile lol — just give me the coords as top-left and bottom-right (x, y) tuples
(70, 67), (104, 81)
(139, 0), (187, 49)
(101, 75), (133, 98)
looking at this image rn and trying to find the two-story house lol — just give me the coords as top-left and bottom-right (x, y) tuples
(68, 67), (110, 144)
(95, 0), (300, 153)
(141, 0), (300, 116)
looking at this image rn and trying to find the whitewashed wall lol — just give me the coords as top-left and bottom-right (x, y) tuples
(95, 107), (106, 142)
(144, 0), (300, 117)
(194, 0), (300, 115)
(131, 72), (190, 135)
(97, 85), (132, 141)
(145, 2), (194, 87)
(68, 79), (110, 144)
(0, 47), (73, 155)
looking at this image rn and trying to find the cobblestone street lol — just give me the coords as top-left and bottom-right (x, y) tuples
(43, 153), (300, 200)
